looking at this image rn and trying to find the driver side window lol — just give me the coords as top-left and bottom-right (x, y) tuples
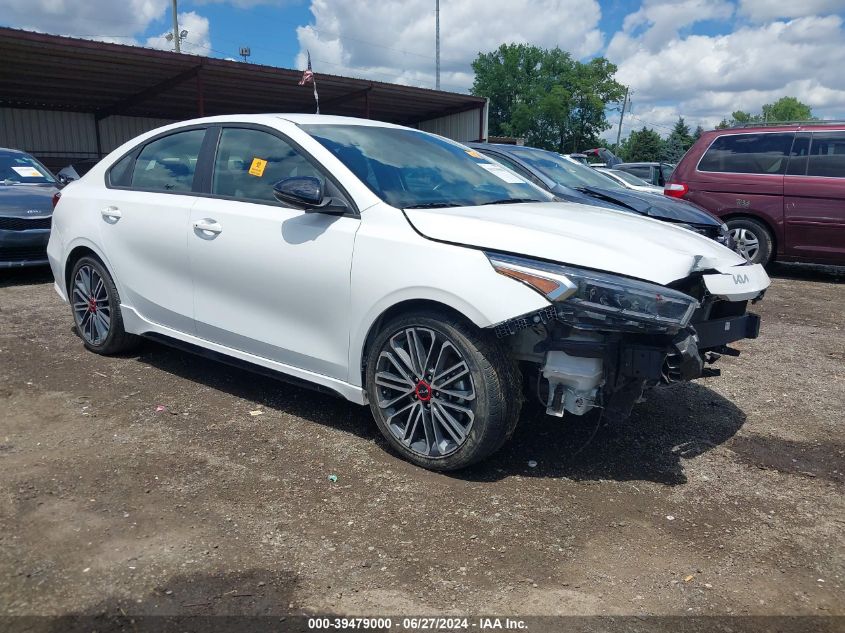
(212, 128), (322, 203)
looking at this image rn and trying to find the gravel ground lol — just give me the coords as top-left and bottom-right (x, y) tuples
(0, 263), (843, 624)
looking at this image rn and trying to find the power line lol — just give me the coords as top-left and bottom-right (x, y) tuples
(626, 114), (675, 131)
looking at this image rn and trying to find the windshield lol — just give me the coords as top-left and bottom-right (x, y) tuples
(0, 153), (56, 185)
(508, 147), (625, 191)
(603, 169), (654, 188)
(300, 124), (553, 208)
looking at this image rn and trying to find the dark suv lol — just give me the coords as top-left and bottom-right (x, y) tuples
(666, 124), (845, 266)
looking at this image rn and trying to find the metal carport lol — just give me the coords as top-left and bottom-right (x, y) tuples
(0, 28), (487, 170)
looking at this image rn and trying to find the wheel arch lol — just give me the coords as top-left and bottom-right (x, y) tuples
(357, 298), (484, 387)
(64, 243), (110, 298)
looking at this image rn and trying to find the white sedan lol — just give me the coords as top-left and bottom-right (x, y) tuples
(47, 114), (770, 470)
(595, 167), (664, 193)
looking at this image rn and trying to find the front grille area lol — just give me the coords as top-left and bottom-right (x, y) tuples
(0, 216), (52, 231)
(0, 245), (48, 262)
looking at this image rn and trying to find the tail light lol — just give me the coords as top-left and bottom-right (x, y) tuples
(664, 183), (688, 198)
(52, 191), (61, 209)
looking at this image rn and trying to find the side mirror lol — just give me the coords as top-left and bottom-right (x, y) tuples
(56, 173), (73, 185)
(272, 176), (349, 214)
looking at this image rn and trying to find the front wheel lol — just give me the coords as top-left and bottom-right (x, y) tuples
(365, 311), (521, 471)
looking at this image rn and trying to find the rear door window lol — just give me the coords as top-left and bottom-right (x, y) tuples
(807, 131), (845, 178)
(698, 133), (793, 174)
(786, 133), (811, 176)
(131, 129), (205, 192)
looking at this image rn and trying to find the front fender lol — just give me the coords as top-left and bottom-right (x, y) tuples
(346, 206), (550, 387)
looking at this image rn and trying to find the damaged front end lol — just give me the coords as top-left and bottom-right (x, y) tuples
(487, 253), (767, 421)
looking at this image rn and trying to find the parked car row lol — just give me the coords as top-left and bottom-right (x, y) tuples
(468, 142), (735, 249)
(44, 114), (770, 470)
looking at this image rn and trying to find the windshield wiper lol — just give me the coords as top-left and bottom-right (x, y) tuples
(480, 198), (544, 205)
(403, 202), (461, 209)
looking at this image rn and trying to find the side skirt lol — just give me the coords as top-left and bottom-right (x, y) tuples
(120, 305), (368, 405)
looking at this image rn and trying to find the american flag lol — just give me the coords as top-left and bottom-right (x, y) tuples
(298, 50), (319, 114)
(299, 50), (314, 86)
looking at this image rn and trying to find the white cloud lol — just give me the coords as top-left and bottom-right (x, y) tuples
(0, 0), (212, 56)
(294, 0), (604, 92)
(738, 0), (845, 22)
(193, 0), (295, 6)
(146, 11), (213, 56)
(0, 0), (169, 39)
(605, 12), (845, 139)
(617, 0), (734, 53)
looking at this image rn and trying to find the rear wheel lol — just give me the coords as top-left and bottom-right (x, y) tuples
(365, 311), (521, 471)
(727, 217), (773, 266)
(69, 256), (139, 354)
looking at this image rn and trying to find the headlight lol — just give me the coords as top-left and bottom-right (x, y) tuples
(487, 253), (698, 331)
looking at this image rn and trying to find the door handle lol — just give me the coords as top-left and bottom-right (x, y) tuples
(100, 206), (121, 220)
(192, 219), (223, 235)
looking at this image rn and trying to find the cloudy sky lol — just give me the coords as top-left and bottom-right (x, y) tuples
(2, 0), (845, 138)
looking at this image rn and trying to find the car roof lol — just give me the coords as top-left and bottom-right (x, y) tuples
(159, 113), (409, 129)
(703, 123), (845, 137)
(0, 147), (28, 156)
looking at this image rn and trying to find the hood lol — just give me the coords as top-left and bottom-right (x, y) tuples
(577, 186), (721, 226)
(550, 184), (634, 213)
(0, 184), (57, 218)
(403, 201), (745, 286)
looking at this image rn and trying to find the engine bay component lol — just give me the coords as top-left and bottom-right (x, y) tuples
(541, 350), (603, 417)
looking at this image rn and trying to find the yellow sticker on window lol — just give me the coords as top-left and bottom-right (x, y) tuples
(465, 149), (483, 158)
(248, 157), (267, 177)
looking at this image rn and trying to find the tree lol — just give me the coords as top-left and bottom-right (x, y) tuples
(762, 96), (813, 123)
(660, 134), (687, 163)
(692, 125), (704, 141)
(661, 116), (693, 162)
(670, 117), (693, 147)
(619, 126), (664, 162)
(471, 44), (625, 152)
(717, 97), (814, 127)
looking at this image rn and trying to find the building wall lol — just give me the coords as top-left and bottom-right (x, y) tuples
(0, 108), (97, 162)
(418, 101), (488, 142)
(2, 103), (488, 171)
(0, 108), (175, 170)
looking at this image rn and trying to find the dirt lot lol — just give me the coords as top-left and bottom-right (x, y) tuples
(0, 263), (843, 624)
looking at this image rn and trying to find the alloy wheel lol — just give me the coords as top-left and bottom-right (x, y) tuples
(72, 264), (111, 345)
(730, 227), (760, 262)
(374, 327), (476, 458)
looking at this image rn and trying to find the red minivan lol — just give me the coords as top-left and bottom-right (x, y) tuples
(665, 124), (845, 266)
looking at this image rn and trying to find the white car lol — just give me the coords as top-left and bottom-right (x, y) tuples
(595, 167), (664, 194)
(47, 114), (770, 470)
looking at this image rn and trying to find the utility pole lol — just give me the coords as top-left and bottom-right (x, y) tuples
(615, 86), (629, 150)
(435, 0), (440, 90)
(171, 0), (181, 53)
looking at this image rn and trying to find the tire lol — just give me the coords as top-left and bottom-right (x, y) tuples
(69, 255), (139, 355)
(365, 310), (522, 471)
(726, 217), (774, 266)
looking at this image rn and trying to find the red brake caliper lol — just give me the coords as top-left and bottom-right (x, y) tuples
(415, 379), (432, 403)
